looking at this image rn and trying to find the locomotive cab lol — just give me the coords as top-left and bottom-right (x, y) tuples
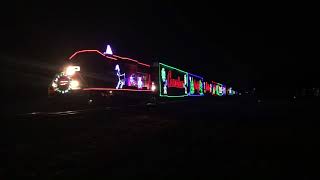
(48, 48), (155, 106)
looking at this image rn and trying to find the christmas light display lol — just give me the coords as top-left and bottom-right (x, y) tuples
(69, 49), (150, 67)
(50, 46), (240, 99)
(51, 72), (72, 94)
(188, 73), (204, 96)
(199, 80), (203, 95)
(128, 74), (136, 86)
(212, 82), (224, 96)
(115, 64), (125, 89)
(159, 63), (188, 97)
(69, 50), (118, 60)
(227, 87), (236, 95)
(212, 83), (216, 96)
(83, 88), (152, 92)
(222, 85), (226, 96)
(113, 55), (150, 67)
(204, 81), (212, 94)
(137, 77), (143, 89)
(103, 45), (113, 55)
(189, 77), (194, 95)
(217, 85), (223, 96)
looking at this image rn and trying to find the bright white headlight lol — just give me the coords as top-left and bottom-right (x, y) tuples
(66, 66), (80, 76)
(70, 80), (80, 89)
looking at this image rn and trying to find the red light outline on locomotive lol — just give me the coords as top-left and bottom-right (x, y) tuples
(82, 88), (152, 92)
(68, 50), (150, 67)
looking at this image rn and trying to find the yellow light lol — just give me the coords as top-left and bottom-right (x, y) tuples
(70, 80), (80, 89)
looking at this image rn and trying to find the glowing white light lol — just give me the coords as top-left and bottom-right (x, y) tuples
(70, 80), (80, 89)
(104, 45), (113, 55)
(152, 85), (156, 91)
(52, 82), (57, 88)
(137, 77), (143, 89)
(115, 64), (125, 89)
(66, 66), (80, 76)
(151, 82), (156, 91)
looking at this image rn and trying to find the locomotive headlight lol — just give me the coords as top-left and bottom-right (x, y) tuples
(66, 66), (80, 76)
(70, 80), (80, 89)
(151, 82), (156, 91)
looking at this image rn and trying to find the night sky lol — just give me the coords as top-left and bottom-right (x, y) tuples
(2, 2), (319, 99)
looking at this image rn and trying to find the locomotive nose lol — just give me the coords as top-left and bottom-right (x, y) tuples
(49, 65), (82, 95)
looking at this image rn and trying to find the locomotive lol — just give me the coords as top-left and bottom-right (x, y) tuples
(48, 45), (237, 105)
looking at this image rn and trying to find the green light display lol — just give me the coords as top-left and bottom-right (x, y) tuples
(190, 77), (195, 95)
(199, 80), (203, 95)
(159, 63), (188, 97)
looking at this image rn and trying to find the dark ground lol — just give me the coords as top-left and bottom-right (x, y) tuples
(4, 97), (320, 178)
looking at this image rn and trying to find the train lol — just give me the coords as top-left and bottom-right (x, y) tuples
(48, 45), (238, 105)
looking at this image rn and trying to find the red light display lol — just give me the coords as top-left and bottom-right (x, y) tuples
(83, 88), (152, 92)
(113, 55), (150, 67)
(69, 50), (150, 67)
(69, 50), (118, 60)
(167, 70), (185, 88)
(204, 82), (211, 93)
(194, 80), (200, 91)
